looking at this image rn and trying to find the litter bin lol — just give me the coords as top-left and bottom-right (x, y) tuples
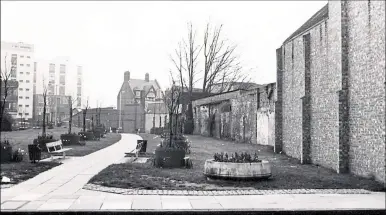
(137, 140), (147, 153)
(28, 144), (41, 163)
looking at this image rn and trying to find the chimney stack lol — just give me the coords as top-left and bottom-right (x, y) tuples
(124, 71), (130, 82)
(145, 73), (149, 82)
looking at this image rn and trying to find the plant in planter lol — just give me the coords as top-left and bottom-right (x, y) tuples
(213, 152), (261, 163)
(154, 79), (187, 168)
(78, 99), (93, 142)
(205, 151), (271, 180)
(31, 84), (57, 153)
(1, 140), (13, 163)
(61, 96), (82, 145)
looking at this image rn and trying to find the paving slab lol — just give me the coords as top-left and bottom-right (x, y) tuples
(132, 198), (162, 210)
(1, 201), (28, 210)
(161, 196), (192, 210)
(100, 201), (133, 210)
(11, 193), (45, 201)
(69, 198), (104, 210)
(37, 198), (76, 211)
(18, 200), (46, 211)
(214, 196), (256, 209)
(190, 199), (223, 209)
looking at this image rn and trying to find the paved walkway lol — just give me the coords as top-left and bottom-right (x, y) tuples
(1, 134), (385, 211)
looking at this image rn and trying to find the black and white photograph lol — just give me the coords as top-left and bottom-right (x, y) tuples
(0, 0), (385, 213)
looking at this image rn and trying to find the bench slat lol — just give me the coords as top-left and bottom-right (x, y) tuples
(48, 148), (72, 154)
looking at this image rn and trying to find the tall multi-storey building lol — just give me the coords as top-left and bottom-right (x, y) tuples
(1, 41), (35, 123)
(34, 57), (83, 103)
(76, 66), (82, 107)
(33, 57), (83, 124)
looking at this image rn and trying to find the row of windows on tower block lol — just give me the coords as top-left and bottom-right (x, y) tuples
(19, 64), (31, 67)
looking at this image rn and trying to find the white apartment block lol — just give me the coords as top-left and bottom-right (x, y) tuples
(34, 57), (83, 109)
(1, 41), (35, 121)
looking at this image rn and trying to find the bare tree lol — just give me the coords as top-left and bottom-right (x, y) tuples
(170, 23), (201, 134)
(0, 55), (13, 136)
(67, 96), (78, 134)
(82, 99), (89, 132)
(42, 83), (48, 137)
(202, 23), (250, 93)
(164, 73), (182, 147)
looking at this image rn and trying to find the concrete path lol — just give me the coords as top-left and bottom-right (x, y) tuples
(1, 133), (385, 211)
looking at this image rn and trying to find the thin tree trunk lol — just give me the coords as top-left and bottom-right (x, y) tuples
(42, 100), (46, 137)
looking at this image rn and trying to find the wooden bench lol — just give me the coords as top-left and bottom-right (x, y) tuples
(46, 140), (72, 160)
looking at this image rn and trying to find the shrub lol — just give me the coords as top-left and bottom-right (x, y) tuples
(213, 152), (261, 163)
(60, 133), (81, 145)
(12, 148), (25, 162)
(160, 134), (191, 154)
(78, 131), (95, 141)
(1, 140), (13, 163)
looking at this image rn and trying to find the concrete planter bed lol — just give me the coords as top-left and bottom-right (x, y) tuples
(204, 159), (272, 180)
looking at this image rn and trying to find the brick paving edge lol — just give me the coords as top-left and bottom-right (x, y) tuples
(83, 183), (373, 196)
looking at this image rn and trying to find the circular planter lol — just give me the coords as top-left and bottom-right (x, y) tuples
(204, 159), (272, 179)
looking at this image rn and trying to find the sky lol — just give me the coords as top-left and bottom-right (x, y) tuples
(1, 0), (327, 108)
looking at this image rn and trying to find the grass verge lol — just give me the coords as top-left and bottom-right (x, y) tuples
(1, 127), (121, 185)
(89, 134), (384, 191)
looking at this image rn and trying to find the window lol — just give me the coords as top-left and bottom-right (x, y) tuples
(19, 80), (23, 82)
(20, 64), (24, 66)
(25, 113), (29, 116)
(26, 72), (30, 75)
(27, 56), (31, 59)
(26, 80), (30, 83)
(59, 86), (65, 95)
(19, 96), (23, 99)
(11, 54), (17, 78)
(26, 88), (30, 91)
(26, 64), (30, 67)
(59, 75), (65, 84)
(19, 88), (23, 91)
(34, 62), (37, 72)
(49, 63), (55, 72)
(25, 105), (29, 107)
(20, 55), (24, 58)
(26, 96), (30, 99)
(19, 104), (22, 107)
(19, 113), (22, 116)
(60, 64), (66, 73)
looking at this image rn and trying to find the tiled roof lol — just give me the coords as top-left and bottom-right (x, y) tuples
(283, 3), (329, 44)
(128, 79), (160, 93)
